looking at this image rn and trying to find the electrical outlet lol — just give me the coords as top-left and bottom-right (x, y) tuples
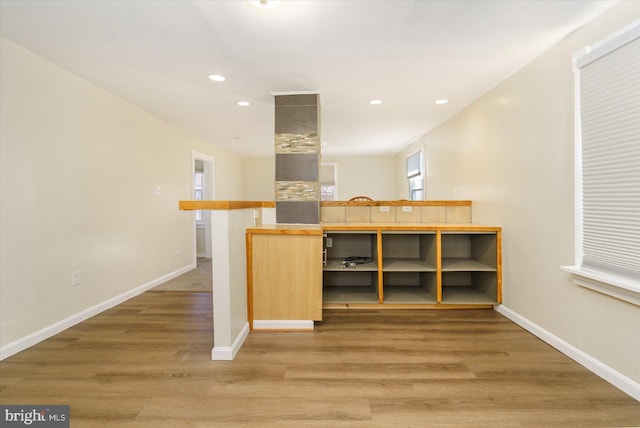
(71, 271), (81, 286)
(325, 237), (333, 248)
(402, 206), (412, 212)
(379, 206), (390, 212)
(176, 245), (181, 254)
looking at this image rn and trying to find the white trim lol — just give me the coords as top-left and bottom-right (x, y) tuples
(270, 90), (320, 96)
(575, 19), (640, 68)
(495, 305), (640, 401)
(561, 266), (640, 307)
(0, 263), (195, 361)
(572, 56), (584, 270)
(252, 320), (315, 330)
(211, 322), (249, 360)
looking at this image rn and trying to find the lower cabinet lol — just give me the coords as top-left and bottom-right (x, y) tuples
(248, 229), (323, 326)
(322, 231), (379, 304)
(247, 225), (502, 320)
(322, 226), (501, 308)
(440, 231), (500, 305)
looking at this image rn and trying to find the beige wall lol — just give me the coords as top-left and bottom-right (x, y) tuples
(242, 154), (397, 201)
(323, 155), (396, 200)
(0, 37), (242, 349)
(242, 157), (274, 201)
(396, 2), (640, 384)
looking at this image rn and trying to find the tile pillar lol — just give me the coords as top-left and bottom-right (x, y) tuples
(274, 93), (321, 224)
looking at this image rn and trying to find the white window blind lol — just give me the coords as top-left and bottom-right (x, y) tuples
(406, 150), (424, 200)
(320, 162), (337, 201)
(320, 163), (336, 186)
(563, 21), (640, 306)
(578, 29), (640, 281)
(406, 151), (422, 178)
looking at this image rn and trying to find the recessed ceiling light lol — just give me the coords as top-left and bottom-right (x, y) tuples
(248, 0), (282, 10)
(369, 99), (383, 105)
(237, 101), (251, 107)
(435, 99), (449, 105)
(208, 74), (226, 82)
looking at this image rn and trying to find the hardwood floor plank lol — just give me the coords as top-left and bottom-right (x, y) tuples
(1, 293), (638, 427)
(284, 362), (475, 380)
(138, 396), (373, 422)
(207, 378), (417, 399)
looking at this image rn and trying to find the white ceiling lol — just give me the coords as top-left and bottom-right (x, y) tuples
(0, 0), (617, 157)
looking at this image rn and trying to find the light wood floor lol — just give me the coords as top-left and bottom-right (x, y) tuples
(152, 258), (212, 292)
(1, 291), (639, 427)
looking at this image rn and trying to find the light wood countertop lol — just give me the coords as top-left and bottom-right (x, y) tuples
(179, 200), (471, 210)
(321, 223), (501, 231)
(247, 224), (324, 235)
(179, 200), (268, 210)
(321, 200), (472, 207)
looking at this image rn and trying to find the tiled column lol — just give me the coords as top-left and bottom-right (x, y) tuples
(274, 93), (321, 224)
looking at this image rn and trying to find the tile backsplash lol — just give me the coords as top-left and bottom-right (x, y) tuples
(321, 203), (471, 224)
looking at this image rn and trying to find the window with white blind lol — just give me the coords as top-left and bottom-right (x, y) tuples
(320, 162), (337, 201)
(407, 149), (424, 201)
(194, 171), (204, 223)
(562, 20), (640, 306)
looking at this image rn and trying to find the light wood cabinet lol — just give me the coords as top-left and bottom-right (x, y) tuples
(322, 225), (501, 308)
(247, 227), (323, 329)
(247, 225), (502, 325)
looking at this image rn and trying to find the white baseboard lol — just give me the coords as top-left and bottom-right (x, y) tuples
(494, 304), (640, 401)
(211, 322), (249, 361)
(0, 263), (196, 361)
(252, 320), (315, 331)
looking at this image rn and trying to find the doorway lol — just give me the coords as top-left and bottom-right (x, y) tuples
(192, 151), (214, 268)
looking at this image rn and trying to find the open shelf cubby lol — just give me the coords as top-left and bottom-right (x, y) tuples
(381, 232), (437, 271)
(441, 271), (497, 304)
(441, 232), (497, 272)
(323, 271), (379, 303)
(323, 231), (378, 271)
(322, 226), (501, 307)
(382, 272), (437, 304)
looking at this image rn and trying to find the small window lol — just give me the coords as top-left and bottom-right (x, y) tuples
(194, 171), (204, 223)
(406, 150), (424, 201)
(320, 162), (337, 201)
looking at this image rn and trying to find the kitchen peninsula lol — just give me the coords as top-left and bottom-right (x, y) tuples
(179, 199), (501, 359)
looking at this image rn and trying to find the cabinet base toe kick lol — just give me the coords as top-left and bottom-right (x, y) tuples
(252, 320), (316, 331)
(323, 303), (495, 310)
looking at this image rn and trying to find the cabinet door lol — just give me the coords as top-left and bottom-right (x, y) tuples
(252, 234), (323, 321)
